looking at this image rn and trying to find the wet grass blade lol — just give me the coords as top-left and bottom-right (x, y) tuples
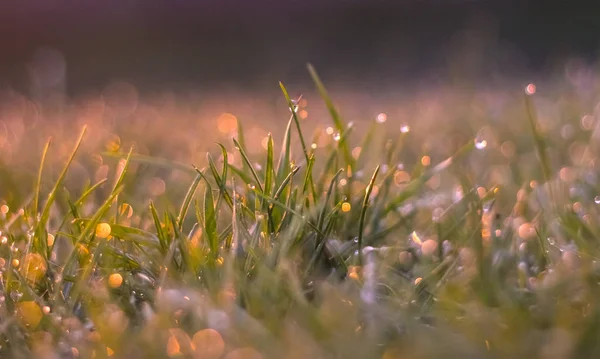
(32, 138), (52, 217)
(176, 172), (202, 231)
(36, 126), (87, 258)
(149, 200), (169, 253)
(302, 154), (317, 203)
(204, 184), (219, 260)
(53, 185), (123, 303)
(112, 147), (133, 192)
(207, 144), (234, 209)
(316, 168), (344, 247)
(233, 138), (264, 193)
(55, 178), (109, 235)
(273, 166), (300, 202)
(264, 133), (275, 198)
(276, 117), (293, 184)
(280, 82), (310, 165)
(358, 165), (380, 264)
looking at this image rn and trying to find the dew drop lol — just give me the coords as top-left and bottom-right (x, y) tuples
(400, 125), (410, 134)
(525, 83), (536, 95)
(333, 132), (341, 141)
(547, 237), (555, 245)
(594, 196), (600, 204)
(475, 139), (488, 150)
(376, 113), (387, 123)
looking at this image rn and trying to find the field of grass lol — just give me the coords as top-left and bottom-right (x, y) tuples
(1, 65), (600, 358)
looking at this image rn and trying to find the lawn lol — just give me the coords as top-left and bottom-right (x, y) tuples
(0, 65), (599, 358)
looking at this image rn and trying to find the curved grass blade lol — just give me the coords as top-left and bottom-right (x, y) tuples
(149, 200), (169, 253)
(249, 188), (326, 237)
(204, 184), (218, 260)
(302, 154), (317, 203)
(112, 147), (133, 221)
(73, 219), (162, 249)
(274, 166), (300, 202)
(358, 165), (380, 264)
(276, 117), (293, 182)
(202, 160), (237, 216)
(268, 166), (300, 234)
(53, 185), (123, 303)
(177, 172), (202, 231)
(36, 126), (87, 258)
(32, 137), (52, 217)
(55, 179), (108, 236)
(280, 82), (310, 165)
(233, 138), (264, 193)
(316, 168), (344, 248)
(264, 133), (275, 198)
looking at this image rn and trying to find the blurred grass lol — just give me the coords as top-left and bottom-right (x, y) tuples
(0, 67), (599, 358)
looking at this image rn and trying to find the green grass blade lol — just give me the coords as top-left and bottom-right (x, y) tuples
(149, 200), (169, 253)
(32, 137), (52, 217)
(276, 118), (293, 186)
(208, 145), (234, 209)
(176, 172), (202, 231)
(316, 168), (344, 247)
(358, 165), (380, 264)
(53, 185), (123, 302)
(36, 126), (87, 258)
(233, 138), (264, 193)
(280, 82), (310, 165)
(302, 154), (317, 203)
(264, 133), (275, 198)
(203, 184), (218, 259)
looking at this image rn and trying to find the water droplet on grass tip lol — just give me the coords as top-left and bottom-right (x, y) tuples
(594, 196), (600, 204)
(475, 139), (488, 149)
(400, 125), (410, 133)
(333, 132), (341, 141)
(525, 83), (536, 95)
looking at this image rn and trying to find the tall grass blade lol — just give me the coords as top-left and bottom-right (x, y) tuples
(358, 165), (380, 263)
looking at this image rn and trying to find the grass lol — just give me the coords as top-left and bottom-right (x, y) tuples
(0, 65), (600, 358)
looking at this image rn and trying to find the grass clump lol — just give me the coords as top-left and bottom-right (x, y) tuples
(0, 66), (600, 358)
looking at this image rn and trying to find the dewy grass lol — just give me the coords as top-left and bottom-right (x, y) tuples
(1, 69), (600, 358)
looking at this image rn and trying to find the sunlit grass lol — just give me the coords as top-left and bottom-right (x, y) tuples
(0, 66), (600, 358)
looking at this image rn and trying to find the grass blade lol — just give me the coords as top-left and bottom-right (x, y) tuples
(36, 126), (87, 258)
(176, 172), (203, 231)
(32, 138), (52, 217)
(204, 184), (218, 259)
(233, 138), (264, 193)
(280, 82), (310, 165)
(358, 165), (380, 264)
(264, 133), (275, 198)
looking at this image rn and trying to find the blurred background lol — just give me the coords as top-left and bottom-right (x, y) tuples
(1, 0), (599, 95)
(1, 0), (600, 169)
